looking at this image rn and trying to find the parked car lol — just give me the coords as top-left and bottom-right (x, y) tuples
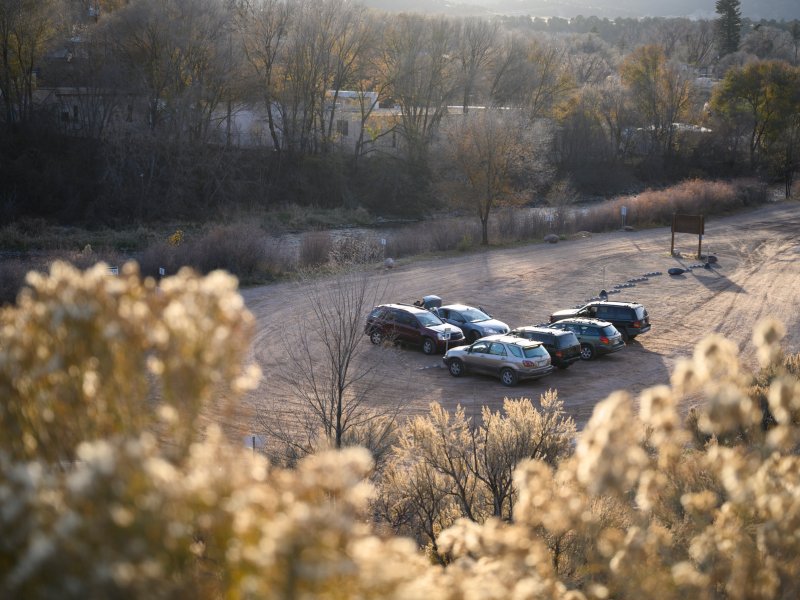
(442, 334), (553, 387)
(436, 304), (510, 343)
(509, 326), (582, 369)
(364, 303), (464, 355)
(549, 300), (650, 341)
(547, 318), (625, 360)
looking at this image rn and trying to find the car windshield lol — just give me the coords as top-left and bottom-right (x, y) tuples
(460, 308), (490, 323)
(417, 311), (443, 326)
(523, 346), (548, 359)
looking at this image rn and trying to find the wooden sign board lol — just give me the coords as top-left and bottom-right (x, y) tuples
(671, 214), (705, 258)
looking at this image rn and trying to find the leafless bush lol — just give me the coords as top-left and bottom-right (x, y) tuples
(299, 231), (333, 268)
(422, 219), (480, 252)
(571, 179), (769, 233)
(385, 226), (428, 258)
(330, 235), (383, 265)
(138, 224), (286, 283)
(493, 209), (521, 241)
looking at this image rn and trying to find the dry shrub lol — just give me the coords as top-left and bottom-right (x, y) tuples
(138, 224), (289, 283)
(422, 219), (479, 252)
(330, 235), (383, 265)
(299, 230), (333, 267)
(573, 179), (768, 233)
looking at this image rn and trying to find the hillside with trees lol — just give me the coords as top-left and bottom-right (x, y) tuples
(0, 0), (798, 230)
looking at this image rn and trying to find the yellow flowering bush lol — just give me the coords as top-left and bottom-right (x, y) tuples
(0, 261), (257, 462)
(1, 261), (800, 599)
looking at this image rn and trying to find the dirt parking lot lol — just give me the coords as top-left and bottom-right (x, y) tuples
(231, 200), (800, 439)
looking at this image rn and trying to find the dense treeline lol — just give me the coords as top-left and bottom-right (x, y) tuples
(0, 0), (798, 226)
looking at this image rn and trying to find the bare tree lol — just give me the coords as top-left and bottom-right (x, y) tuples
(473, 393), (575, 519)
(679, 19), (716, 69)
(437, 108), (553, 245)
(454, 17), (498, 113)
(490, 34), (574, 119)
(565, 33), (616, 86)
(378, 14), (459, 161)
(377, 394), (575, 560)
(0, 0), (63, 127)
(259, 269), (399, 465)
(621, 45), (693, 158)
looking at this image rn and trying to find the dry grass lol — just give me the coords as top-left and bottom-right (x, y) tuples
(299, 230), (333, 268)
(0, 179), (772, 302)
(138, 224), (294, 283)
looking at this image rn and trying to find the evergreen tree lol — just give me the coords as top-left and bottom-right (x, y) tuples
(715, 0), (742, 56)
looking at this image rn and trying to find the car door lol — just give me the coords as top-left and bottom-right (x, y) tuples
(484, 341), (509, 375)
(444, 309), (468, 332)
(463, 340), (491, 373)
(396, 311), (420, 343)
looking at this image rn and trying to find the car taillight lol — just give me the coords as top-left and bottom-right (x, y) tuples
(600, 336), (610, 344)
(632, 320), (641, 328)
(555, 351), (563, 357)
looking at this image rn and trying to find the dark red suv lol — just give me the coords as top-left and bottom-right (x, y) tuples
(365, 303), (465, 355)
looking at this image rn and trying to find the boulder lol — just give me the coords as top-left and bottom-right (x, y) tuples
(544, 234), (559, 244)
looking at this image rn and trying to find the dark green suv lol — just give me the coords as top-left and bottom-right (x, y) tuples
(550, 301), (650, 341)
(548, 318), (625, 360)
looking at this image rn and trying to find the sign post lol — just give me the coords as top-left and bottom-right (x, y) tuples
(671, 214), (705, 258)
(621, 206), (627, 229)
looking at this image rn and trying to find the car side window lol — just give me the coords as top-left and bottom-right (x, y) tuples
(438, 308), (450, 319)
(451, 311), (465, 323)
(397, 312), (414, 326)
(507, 344), (523, 358)
(471, 341), (490, 353)
(489, 342), (506, 356)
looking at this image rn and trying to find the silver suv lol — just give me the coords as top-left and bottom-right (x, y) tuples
(442, 334), (553, 386)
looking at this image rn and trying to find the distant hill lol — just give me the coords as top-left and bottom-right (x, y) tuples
(362, 0), (800, 20)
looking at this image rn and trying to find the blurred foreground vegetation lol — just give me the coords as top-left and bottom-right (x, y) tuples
(1, 262), (799, 598)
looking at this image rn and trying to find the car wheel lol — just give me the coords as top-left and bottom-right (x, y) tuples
(580, 344), (595, 360)
(422, 337), (436, 355)
(469, 331), (481, 343)
(500, 368), (518, 387)
(620, 329), (630, 343)
(448, 358), (465, 377)
(369, 330), (383, 345)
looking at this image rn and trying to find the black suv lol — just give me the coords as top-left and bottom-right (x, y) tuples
(509, 326), (582, 369)
(364, 304), (465, 355)
(550, 301), (650, 341)
(548, 318), (625, 360)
